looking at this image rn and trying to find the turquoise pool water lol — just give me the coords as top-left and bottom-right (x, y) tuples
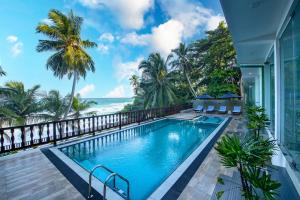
(60, 117), (224, 200)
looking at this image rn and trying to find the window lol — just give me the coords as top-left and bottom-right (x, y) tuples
(241, 67), (262, 106)
(280, 2), (300, 170)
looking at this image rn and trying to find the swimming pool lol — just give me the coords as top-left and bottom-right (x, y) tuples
(57, 117), (226, 200)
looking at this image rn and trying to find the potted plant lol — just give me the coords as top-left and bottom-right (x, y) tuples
(215, 134), (281, 200)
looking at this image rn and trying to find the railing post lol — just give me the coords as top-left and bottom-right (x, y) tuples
(0, 129), (4, 153)
(21, 127), (25, 148)
(119, 112), (122, 130)
(138, 111), (141, 125)
(92, 115), (95, 136)
(53, 122), (57, 146)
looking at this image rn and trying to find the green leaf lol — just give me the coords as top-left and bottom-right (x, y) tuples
(217, 177), (224, 185)
(217, 191), (224, 200)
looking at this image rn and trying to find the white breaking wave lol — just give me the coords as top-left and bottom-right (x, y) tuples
(84, 102), (131, 115)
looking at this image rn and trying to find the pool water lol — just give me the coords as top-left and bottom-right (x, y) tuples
(60, 117), (224, 200)
(196, 116), (223, 124)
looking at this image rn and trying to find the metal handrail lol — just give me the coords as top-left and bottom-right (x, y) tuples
(88, 165), (130, 200)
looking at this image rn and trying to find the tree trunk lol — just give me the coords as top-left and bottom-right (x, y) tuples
(64, 71), (77, 119)
(185, 72), (197, 97)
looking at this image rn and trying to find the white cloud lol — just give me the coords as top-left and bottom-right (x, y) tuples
(119, 1), (225, 56)
(120, 32), (150, 46)
(115, 57), (143, 82)
(99, 33), (114, 42)
(160, 0), (225, 35)
(151, 20), (184, 56)
(11, 42), (23, 57)
(77, 84), (95, 97)
(104, 85), (133, 98)
(97, 44), (109, 54)
(120, 20), (184, 57)
(206, 15), (225, 30)
(6, 35), (18, 43)
(6, 35), (23, 57)
(41, 18), (53, 25)
(78, 0), (153, 29)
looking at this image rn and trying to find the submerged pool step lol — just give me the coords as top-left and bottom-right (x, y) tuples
(88, 164), (130, 200)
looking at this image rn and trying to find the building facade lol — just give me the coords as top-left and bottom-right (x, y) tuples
(220, 0), (300, 194)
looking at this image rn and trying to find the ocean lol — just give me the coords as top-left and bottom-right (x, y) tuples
(83, 98), (133, 115)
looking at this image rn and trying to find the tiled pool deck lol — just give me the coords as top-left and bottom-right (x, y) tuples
(0, 111), (246, 200)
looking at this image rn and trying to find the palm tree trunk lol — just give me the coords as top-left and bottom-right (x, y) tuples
(64, 71), (77, 119)
(185, 73), (196, 97)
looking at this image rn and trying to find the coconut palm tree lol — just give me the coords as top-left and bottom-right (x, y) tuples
(0, 81), (42, 126)
(138, 53), (176, 108)
(41, 90), (69, 121)
(70, 94), (97, 118)
(170, 43), (196, 97)
(0, 65), (6, 77)
(130, 74), (139, 96)
(36, 9), (97, 119)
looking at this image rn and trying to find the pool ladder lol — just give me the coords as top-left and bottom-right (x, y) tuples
(88, 165), (130, 200)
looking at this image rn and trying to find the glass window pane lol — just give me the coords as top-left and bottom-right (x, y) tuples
(280, 2), (300, 170)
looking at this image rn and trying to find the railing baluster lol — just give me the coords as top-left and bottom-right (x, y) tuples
(96, 116), (99, 131)
(72, 120), (75, 137)
(83, 118), (86, 134)
(66, 121), (69, 139)
(0, 129), (4, 152)
(88, 117), (91, 132)
(38, 124), (42, 144)
(77, 119), (80, 135)
(10, 128), (15, 150)
(53, 122), (57, 145)
(47, 124), (50, 142)
(92, 116), (95, 135)
(30, 126), (34, 146)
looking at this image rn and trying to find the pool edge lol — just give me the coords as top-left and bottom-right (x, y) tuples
(152, 117), (232, 200)
(42, 116), (231, 200)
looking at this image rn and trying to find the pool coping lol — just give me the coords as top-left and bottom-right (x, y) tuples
(43, 116), (231, 200)
(149, 117), (231, 200)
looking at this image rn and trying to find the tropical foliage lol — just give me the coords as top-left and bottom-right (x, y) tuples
(246, 105), (269, 138)
(215, 134), (280, 200)
(36, 9), (97, 119)
(41, 90), (69, 121)
(125, 21), (241, 111)
(0, 66), (6, 77)
(70, 94), (97, 118)
(138, 53), (177, 108)
(170, 43), (196, 97)
(0, 81), (42, 126)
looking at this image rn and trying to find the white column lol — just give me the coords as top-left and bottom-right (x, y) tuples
(274, 39), (281, 142)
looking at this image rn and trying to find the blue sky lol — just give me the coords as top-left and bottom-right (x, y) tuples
(0, 0), (224, 98)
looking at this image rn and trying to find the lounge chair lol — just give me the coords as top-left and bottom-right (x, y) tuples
(206, 105), (215, 113)
(232, 106), (242, 115)
(218, 106), (227, 114)
(194, 105), (204, 112)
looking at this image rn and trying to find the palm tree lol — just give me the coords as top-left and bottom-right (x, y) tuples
(130, 74), (139, 96)
(0, 81), (42, 126)
(36, 9), (97, 119)
(0, 65), (6, 77)
(138, 53), (177, 108)
(70, 94), (97, 118)
(170, 43), (196, 97)
(41, 90), (68, 121)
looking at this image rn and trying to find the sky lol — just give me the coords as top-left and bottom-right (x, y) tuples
(0, 0), (224, 98)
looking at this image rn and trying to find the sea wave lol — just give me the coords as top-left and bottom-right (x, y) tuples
(84, 102), (131, 115)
